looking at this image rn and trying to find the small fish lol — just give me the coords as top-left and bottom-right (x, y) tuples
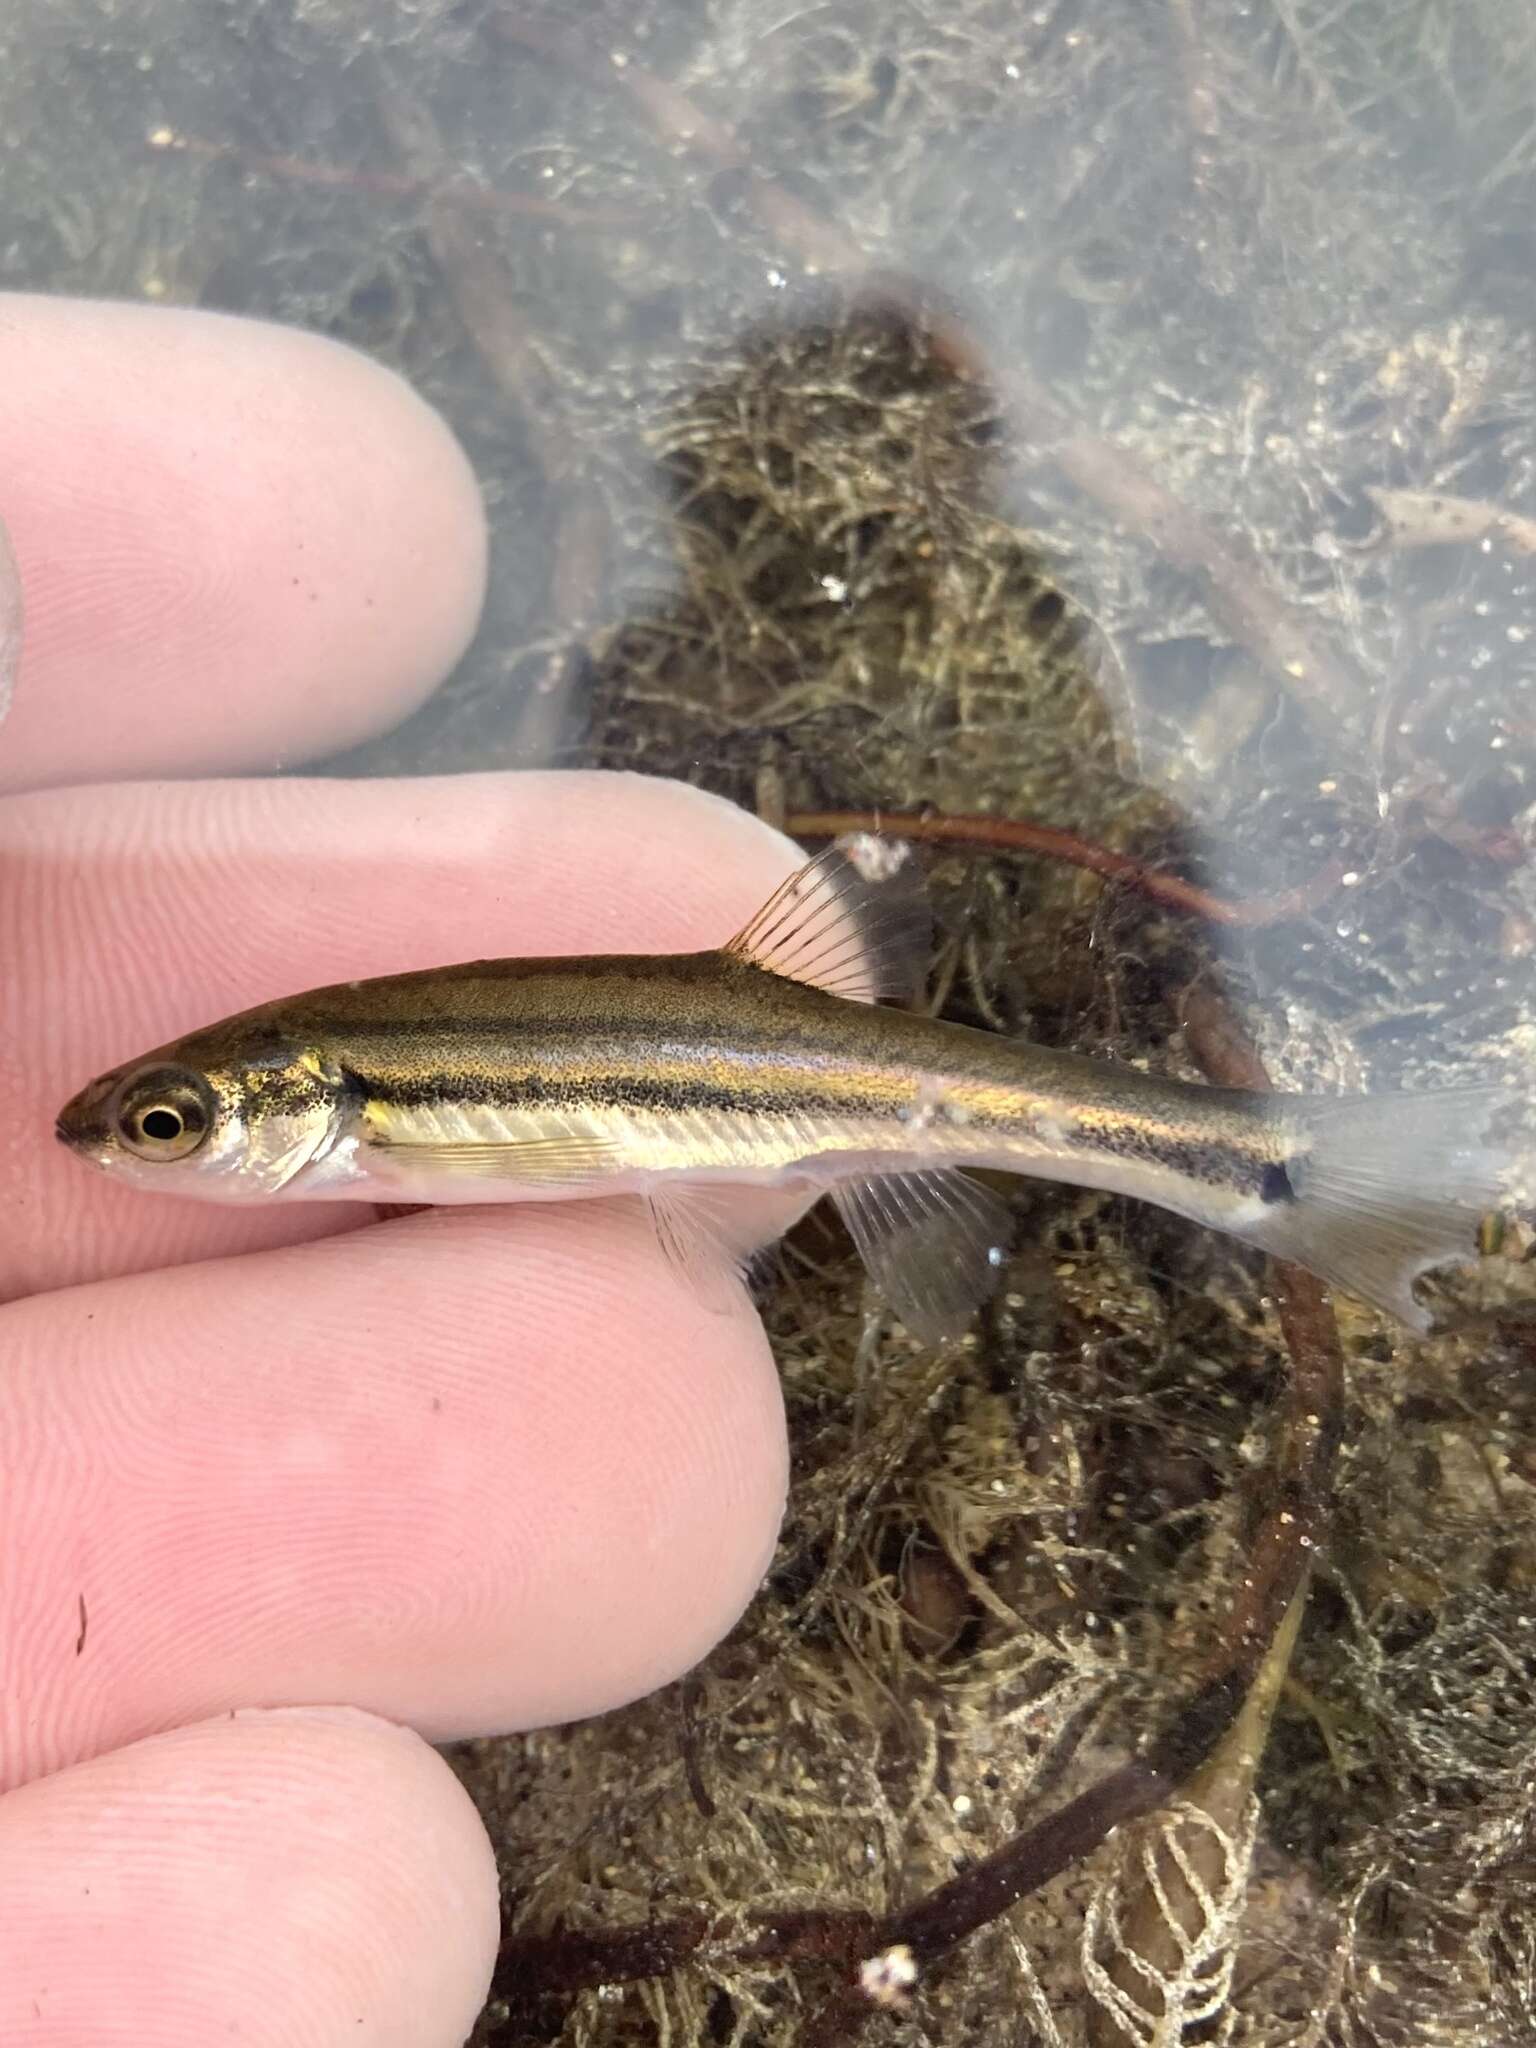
(56, 836), (1520, 1340)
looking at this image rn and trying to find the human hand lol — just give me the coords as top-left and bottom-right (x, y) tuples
(0, 294), (793, 2043)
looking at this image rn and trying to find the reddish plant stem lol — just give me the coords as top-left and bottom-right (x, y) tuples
(1178, 982), (1346, 1491)
(492, 1906), (877, 2004)
(785, 808), (1346, 928)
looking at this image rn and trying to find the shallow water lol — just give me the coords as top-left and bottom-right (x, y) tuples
(4, 2), (1535, 2042)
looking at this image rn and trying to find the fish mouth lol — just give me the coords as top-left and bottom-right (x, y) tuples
(55, 1079), (116, 1159)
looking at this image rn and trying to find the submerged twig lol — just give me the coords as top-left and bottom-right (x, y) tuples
(146, 124), (640, 228)
(1362, 484), (1536, 559)
(499, 10), (1370, 738)
(785, 808), (1346, 928)
(1179, 981), (1350, 1423)
(372, 66), (607, 763)
(371, 72), (571, 481)
(997, 356), (1370, 733)
(497, 13), (863, 276)
(1167, 0), (1223, 153)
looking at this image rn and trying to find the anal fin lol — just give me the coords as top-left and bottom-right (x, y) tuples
(830, 1168), (1012, 1346)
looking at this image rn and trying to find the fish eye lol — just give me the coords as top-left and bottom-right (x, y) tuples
(114, 1066), (216, 1161)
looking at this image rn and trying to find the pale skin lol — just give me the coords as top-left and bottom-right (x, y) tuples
(0, 294), (800, 2044)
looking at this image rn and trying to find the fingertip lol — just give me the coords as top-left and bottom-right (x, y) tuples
(0, 1708), (498, 2047)
(2, 1204), (789, 1778)
(0, 295), (487, 792)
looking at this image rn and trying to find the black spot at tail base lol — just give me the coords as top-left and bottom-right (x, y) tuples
(1260, 1160), (1296, 1205)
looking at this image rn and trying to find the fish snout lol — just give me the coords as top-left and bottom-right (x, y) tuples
(54, 1076), (117, 1158)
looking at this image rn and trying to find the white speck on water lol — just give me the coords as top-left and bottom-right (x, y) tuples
(1341, 870), (1361, 886)
(819, 573), (849, 601)
(952, 1793), (973, 1816)
(766, 267), (786, 290)
(987, 1244), (1006, 1267)
(1005, 60), (1021, 78)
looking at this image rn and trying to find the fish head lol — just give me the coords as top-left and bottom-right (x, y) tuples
(55, 1023), (351, 1203)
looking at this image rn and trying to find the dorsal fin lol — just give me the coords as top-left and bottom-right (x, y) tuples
(722, 835), (932, 1004)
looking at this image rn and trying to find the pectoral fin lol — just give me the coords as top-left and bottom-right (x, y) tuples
(646, 1183), (753, 1316)
(831, 1168), (1013, 1346)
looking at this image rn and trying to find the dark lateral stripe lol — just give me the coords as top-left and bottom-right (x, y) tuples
(359, 1063), (900, 1121)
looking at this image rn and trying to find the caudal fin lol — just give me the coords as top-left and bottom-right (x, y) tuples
(1244, 1086), (1526, 1330)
